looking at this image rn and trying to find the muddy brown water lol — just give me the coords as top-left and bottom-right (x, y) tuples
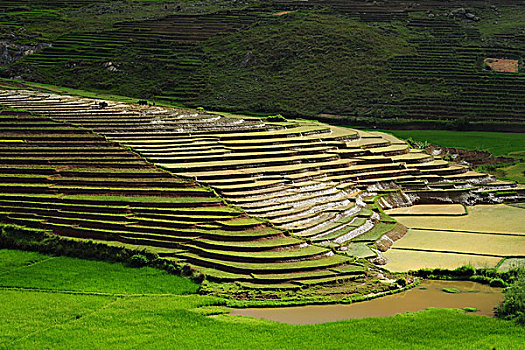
(230, 280), (503, 325)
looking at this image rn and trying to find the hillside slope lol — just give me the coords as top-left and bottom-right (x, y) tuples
(0, 1), (523, 130)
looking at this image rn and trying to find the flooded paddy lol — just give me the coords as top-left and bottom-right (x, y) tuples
(393, 229), (525, 257)
(230, 280), (503, 324)
(391, 204), (525, 235)
(384, 204), (525, 271)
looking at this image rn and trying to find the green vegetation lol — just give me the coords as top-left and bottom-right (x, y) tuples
(0, 3), (523, 346)
(1, 249), (525, 349)
(496, 269), (525, 324)
(0, 0), (250, 45)
(463, 307), (478, 313)
(200, 12), (416, 116)
(442, 288), (460, 294)
(478, 151), (525, 184)
(0, 249), (199, 294)
(413, 265), (521, 289)
(368, 129), (525, 157)
(471, 6), (525, 38)
(0, 1), (523, 131)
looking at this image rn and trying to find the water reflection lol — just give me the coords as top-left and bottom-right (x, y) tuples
(230, 280), (503, 324)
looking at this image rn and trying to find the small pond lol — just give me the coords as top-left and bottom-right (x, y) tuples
(230, 280), (504, 325)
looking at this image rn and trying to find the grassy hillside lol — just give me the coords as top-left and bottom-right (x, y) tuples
(367, 129), (524, 156)
(0, 1), (523, 130)
(198, 12), (418, 116)
(2, 249), (524, 349)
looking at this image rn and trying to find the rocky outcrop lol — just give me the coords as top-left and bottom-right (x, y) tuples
(0, 40), (51, 66)
(446, 8), (480, 22)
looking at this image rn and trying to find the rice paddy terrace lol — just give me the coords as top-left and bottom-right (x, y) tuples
(384, 204), (525, 271)
(0, 107), (380, 295)
(1, 89), (523, 288)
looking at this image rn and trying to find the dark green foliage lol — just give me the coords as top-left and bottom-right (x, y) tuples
(445, 116), (471, 131)
(490, 278), (506, 288)
(395, 277), (407, 287)
(0, 224), (155, 264)
(128, 254), (149, 268)
(455, 265), (476, 277)
(413, 265), (518, 287)
(463, 307), (478, 312)
(199, 12), (416, 116)
(0, 3), (523, 131)
(0, 224), (46, 242)
(496, 270), (525, 324)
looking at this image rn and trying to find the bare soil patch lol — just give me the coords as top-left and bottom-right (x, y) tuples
(484, 58), (519, 72)
(273, 11), (296, 16)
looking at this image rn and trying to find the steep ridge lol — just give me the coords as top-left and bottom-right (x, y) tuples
(1, 89), (522, 261)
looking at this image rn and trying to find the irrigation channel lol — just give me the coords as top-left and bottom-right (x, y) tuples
(230, 280), (503, 324)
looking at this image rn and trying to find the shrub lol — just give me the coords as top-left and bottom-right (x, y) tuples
(445, 116), (471, 131)
(495, 270), (525, 324)
(1, 224), (46, 242)
(266, 114), (287, 122)
(128, 254), (149, 268)
(470, 275), (491, 284)
(455, 265), (476, 277)
(489, 278), (506, 288)
(395, 277), (407, 287)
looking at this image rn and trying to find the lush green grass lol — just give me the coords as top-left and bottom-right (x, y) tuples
(1, 249), (524, 349)
(2, 290), (524, 349)
(0, 290), (113, 346)
(482, 151), (525, 184)
(367, 129), (525, 157)
(0, 249), (49, 274)
(0, 249), (199, 295)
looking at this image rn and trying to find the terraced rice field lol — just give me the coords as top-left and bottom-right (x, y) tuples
(0, 109), (375, 288)
(385, 204), (525, 271)
(0, 89), (523, 280)
(391, 204), (525, 234)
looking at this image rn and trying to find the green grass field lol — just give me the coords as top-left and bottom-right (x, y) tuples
(367, 129), (524, 157)
(1, 249), (524, 349)
(0, 250), (199, 295)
